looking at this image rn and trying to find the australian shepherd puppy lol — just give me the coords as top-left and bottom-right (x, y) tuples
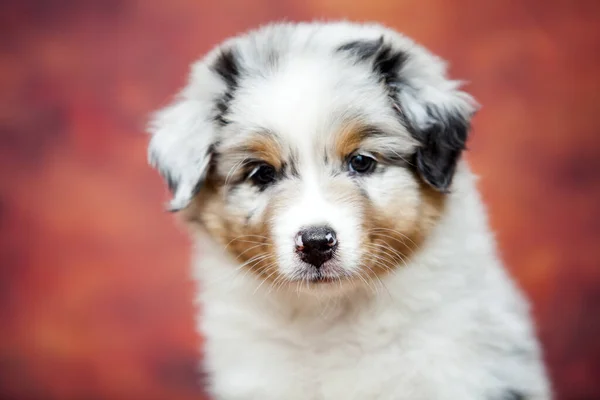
(147, 21), (551, 400)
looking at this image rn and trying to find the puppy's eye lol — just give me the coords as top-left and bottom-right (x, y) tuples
(248, 163), (277, 186)
(348, 154), (376, 174)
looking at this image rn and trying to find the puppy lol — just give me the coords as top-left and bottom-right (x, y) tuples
(148, 21), (551, 400)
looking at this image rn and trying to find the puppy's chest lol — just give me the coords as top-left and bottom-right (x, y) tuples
(295, 326), (408, 399)
(204, 307), (424, 399)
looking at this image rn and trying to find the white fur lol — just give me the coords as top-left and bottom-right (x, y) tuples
(149, 21), (551, 400)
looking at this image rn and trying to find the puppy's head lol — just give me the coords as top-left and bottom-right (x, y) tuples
(148, 22), (477, 292)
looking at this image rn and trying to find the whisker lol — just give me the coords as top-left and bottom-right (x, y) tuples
(364, 249), (406, 273)
(236, 243), (268, 260)
(223, 234), (269, 249)
(365, 241), (406, 263)
(354, 268), (377, 294)
(362, 263), (392, 298)
(234, 253), (273, 274)
(368, 228), (419, 250)
(253, 263), (279, 294)
(225, 157), (252, 186)
(363, 251), (400, 277)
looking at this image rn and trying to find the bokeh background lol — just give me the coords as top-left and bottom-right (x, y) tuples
(1, 0), (599, 399)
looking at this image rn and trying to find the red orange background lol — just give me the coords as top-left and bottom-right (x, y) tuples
(1, 1), (599, 399)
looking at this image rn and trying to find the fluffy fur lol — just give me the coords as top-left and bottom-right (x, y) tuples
(148, 21), (551, 400)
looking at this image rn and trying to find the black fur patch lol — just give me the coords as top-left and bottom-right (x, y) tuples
(372, 43), (409, 88)
(413, 107), (469, 191)
(337, 37), (384, 61)
(211, 48), (242, 126)
(337, 37), (408, 89)
(212, 47), (240, 88)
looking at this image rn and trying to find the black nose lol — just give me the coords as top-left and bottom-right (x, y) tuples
(295, 226), (338, 268)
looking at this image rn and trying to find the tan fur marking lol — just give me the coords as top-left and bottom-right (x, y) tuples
(362, 180), (446, 279)
(334, 122), (370, 159)
(184, 178), (280, 283)
(243, 133), (284, 169)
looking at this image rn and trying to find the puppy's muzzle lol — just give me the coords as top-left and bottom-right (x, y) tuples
(295, 226), (338, 268)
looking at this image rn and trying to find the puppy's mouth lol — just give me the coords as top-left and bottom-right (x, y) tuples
(309, 272), (338, 284)
(294, 262), (350, 284)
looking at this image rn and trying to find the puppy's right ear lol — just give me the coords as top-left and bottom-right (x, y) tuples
(148, 47), (242, 212)
(147, 96), (216, 212)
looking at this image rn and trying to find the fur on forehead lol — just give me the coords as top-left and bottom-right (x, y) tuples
(147, 21), (478, 210)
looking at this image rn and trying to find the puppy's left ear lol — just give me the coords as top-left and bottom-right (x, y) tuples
(395, 59), (478, 192)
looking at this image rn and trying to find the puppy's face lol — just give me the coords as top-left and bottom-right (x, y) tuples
(194, 126), (443, 290)
(148, 23), (476, 292)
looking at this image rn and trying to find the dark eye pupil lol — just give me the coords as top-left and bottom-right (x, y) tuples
(251, 164), (276, 185)
(349, 155), (375, 173)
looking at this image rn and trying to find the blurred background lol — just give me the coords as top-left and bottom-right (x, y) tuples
(1, 0), (599, 399)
